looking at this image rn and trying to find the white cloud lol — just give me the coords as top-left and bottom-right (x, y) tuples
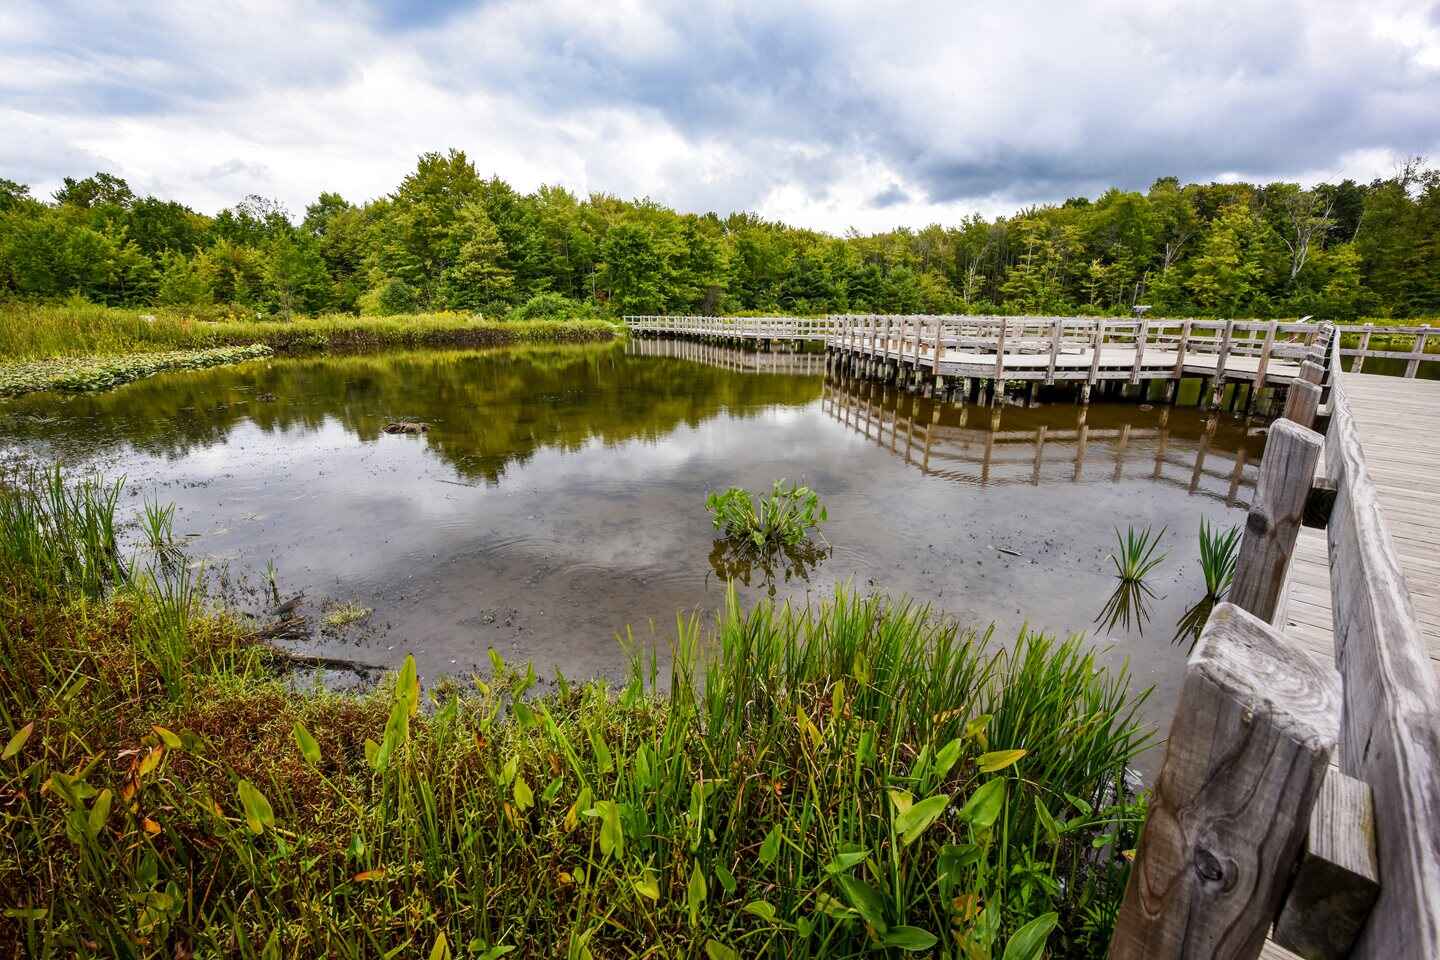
(3, 0), (1438, 232)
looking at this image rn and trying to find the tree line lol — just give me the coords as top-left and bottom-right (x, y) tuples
(1, 150), (1437, 320)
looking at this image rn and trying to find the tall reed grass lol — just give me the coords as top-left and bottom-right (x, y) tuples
(0, 301), (617, 362)
(0, 470), (1150, 958)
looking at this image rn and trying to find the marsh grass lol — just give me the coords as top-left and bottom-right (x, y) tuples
(0, 301), (617, 363)
(1094, 526), (1167, 635)
(1172, 520), (1241, 647)
(0, 470), (1151, 958)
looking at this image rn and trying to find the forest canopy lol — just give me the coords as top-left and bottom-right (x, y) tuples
(2, 150), (1437, 321)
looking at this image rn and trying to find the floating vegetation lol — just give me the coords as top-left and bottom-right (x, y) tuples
(0, 344), (273, 398)
(1, 469), (1151, 957)
(1095, 525), (1167, 635)
(1172, 519), (1241, 647)
(321, 600), (372, 629)
(706, 479), (828, 551)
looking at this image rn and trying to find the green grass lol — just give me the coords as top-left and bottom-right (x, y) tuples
(0, 470), (1150, 958)
(0, 301), (619, 362)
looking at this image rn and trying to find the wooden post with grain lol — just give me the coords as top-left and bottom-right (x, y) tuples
(1109, 602), (1340, 960)
(1229, 419), (1323, 623)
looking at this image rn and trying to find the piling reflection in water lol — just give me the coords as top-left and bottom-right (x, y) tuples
(821, 374), (1258, 509)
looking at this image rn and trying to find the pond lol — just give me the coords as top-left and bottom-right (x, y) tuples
(0, 338), (1264, 752)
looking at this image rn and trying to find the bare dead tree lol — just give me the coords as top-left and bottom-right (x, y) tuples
(1280, 188), (1335, 282)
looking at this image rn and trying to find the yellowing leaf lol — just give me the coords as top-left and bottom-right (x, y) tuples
(887, 788), (914, 816)
(292, 722), (321, 765)
(1, 722), (33, 761)
(513, 774), (534, 810)
(138, 746), (165, 777)
(237, 779), (274, 835)
(977, 749), (1027, 773)
(895, 794), (950, 845)
(633, 873), (660, 901)
(428, 932), (450, 960)
(353, 868), (387, 881)
(152, 725), (182, 750)
(142, 818), (162, 835)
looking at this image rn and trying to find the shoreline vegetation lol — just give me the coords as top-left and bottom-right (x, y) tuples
(0, 303), (620, 398)
(0, 469), (1150, 958)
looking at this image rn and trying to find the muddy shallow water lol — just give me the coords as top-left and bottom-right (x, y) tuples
(1, 339), (1265, 755)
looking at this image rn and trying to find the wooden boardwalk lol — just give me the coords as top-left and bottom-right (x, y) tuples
(1277, 372), (1440, 697)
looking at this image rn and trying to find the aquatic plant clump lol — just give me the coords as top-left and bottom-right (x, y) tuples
(1095, 525), (1167, 635)
(1172, 519), (1241, 646)
(706, 479), (828, 551)
(0, 470), (1150, 958)
(0, 344), (273, 397)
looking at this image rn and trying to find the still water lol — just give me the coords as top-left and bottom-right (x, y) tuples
(0, 339), (1264, 742)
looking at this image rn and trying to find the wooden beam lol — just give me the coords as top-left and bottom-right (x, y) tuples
(1299, 360), (1325, 386)
(1230, 419), (1323, 623)
(1130, 317), (1149, 385)
(1089, 318), (1105, 387)
(1283, 380), (1321, 430)
(1254, 319), (1277, 393)
(1272, 770), (1381, 960)
(1404, 332), (1428, 379)
(1109, 602), (1340, 960)
(1325, 374), (1440, 960)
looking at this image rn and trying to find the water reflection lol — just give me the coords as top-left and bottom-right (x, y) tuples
(1, 341), (1264, 762)
(707, 537), (832, 597)
(821, 376), (1257, 508)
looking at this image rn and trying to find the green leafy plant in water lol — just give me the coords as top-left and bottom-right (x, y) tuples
(1095, 525), (1167, 635)
(705, 479), (828, 552)
(1172, 519), (1241, 647)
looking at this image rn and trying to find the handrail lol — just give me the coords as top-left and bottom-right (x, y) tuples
(1320, 332), (1440, 958)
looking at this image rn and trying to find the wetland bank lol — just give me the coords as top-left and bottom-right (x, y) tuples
(1, 334), (1261, 957)
(0, 338), (1260, 724)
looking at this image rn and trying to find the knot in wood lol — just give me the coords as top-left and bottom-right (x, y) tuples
(1193, 846), (1228, 885)
(1245, 509), (1269, 536)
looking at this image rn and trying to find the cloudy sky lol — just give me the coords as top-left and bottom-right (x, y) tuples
(3, 0), (1440, 234)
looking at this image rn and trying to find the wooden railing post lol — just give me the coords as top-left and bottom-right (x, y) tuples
(1230, 419), (1323, 622)
(1109, 602), (1340, 960)
(1283, 380), (1322, 429)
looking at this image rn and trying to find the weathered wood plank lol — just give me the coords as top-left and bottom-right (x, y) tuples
(1283, 381), (1321, 430)
(1231, 420), (1324, 623)
(1272, 770), (1381, 960)
(1324, 370), (1440, 960)
(1109, 603), (1340, 960)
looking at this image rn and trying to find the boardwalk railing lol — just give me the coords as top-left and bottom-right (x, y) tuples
(628, 315), (1437, 383)
(1334, 323), (1437, 377)
(1110, 322), (1440, 959)
(625, 315), (841, 340)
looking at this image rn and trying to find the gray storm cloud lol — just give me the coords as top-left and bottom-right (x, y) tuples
(2, 0), (1437, 228)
